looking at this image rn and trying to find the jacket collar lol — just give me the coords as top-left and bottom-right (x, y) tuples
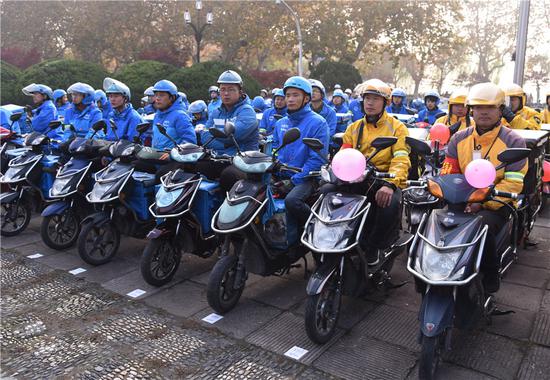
(288, 103), (313, 124)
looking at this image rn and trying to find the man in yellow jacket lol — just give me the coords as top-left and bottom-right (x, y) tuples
(442, 82), (528, 292)
(435, 87), (472, 135)
(334, 79), (410, 265)
(543, 91), (550, 124)
(501, 83), (542, 130)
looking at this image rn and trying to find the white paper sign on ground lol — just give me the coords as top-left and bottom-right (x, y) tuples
(126, 289), (147, 298)
(202, 313), (224, 324)
(284, 346), (309, 360)
(68, 267), (87, 275)
(27, 253), (44, 259)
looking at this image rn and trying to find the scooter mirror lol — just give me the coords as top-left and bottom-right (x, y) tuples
(92, 120), (107, 132)
(209, 127), (226, 139)
(48, 120), (62, 129)
(371, 136), (397, 150)
(302, 138), (324, 151)
(282, 127), (301, 146)
(136, 122), (150, 135)
(156, 123), (167, 136)
(496, 148), (531, 165)
(332, 132), (344, 146)
(406, 136), (431, 156)
(224, 121), (236, 136)
(9, 113), (23, 122)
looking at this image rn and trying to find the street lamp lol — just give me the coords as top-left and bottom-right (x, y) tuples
(184, 0), (213, 63)
(276, 0), (303, 77)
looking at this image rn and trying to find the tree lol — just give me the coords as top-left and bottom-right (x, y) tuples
(525, 55), (550, 103)
(310, 61), (362, 91)
(0, 61), (21, 104)
(0, 47), (41, 69)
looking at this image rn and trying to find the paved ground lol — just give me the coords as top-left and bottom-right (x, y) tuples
(1, 207), (550, 379)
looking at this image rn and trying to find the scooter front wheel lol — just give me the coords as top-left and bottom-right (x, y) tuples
(207, 254), (245, 314)
(0, 200), (31, 237)
(419, 334), (443, 380)
(41, 210), (80, 250)
(77, 220), (120, 265)
(140, 238), (182, 287)
(304, 272), (341, 344)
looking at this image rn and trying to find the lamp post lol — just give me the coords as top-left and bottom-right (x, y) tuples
(184, 0), (213, 63)
(276, 0), (303, 76)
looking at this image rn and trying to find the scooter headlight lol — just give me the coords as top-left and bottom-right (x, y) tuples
(51, 177), (72, 196)
(311, 221), (354, 250)
(121, 145), (135, 157)
(155, 187), (183, 208)
(419, 245), (464, 281)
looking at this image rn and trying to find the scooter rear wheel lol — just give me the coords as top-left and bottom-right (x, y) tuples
(40, 210), (79, 250)
(140, 238), (182, 287)
(304, 272), (341, 344)
(0, 200), (31, 237)
(207, 254), (245, 314)
(419, 334), (442, 380)
(77, 221), (120, 265)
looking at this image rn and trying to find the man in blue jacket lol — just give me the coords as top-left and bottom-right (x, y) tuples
(22, 83), (61, 139)
(94, 90), (113, 120)
(198, 70), (258, 191)
(151, 80), (196, 150)
(308, 79), (336, 139)
(331, 89), (352, 133)
(259, 88), (287, 135)
(207, 85), (221, 115)
(386, 88), (415, 115)
(273, 76), (329, 244)
(103, 78), (143, 141)
(63, 82), (103, 140)
(417, 90), (446, 125)
(53, 89), (72, 120)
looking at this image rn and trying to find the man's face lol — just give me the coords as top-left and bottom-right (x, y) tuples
(210, 91), (218, 100)
(274, 96), (286, 109)
(451, 103), (467, 118)
(392, 96), (403, 106)
(285, 88), (308, 111)
(31, 92), (45, 105)
(108, 93), (125, 109)
(71, 93), (84, 105)
(311, 87), (323, 102)
(426, 98), (437, 110)
(471, 105), (501, 130)
(219, 84), (240, 107)
(154, 91), (173, 111)
(332, 96), (343, 106)
(193, 112), (202, 121)
(362, 93), (385, 116)
(510, 96), (521, 112)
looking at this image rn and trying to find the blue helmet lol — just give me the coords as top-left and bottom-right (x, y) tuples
(188, 100), (207, 114)
(411, 98), (425, 111)
(94, 90), (107, 105)
(144, 86), (155, 96)
(284, 76), (312, 97)
(308, 79), (326, 97)
(104, 77), (131, 100)
(272, 88), (285, 99)
(217, 70), (243, 87)
(67, 82), (95, 105)
(22, 83), (53, 100)
(178, 92), (187, 101)
(252, 96), (267, 111)
(391, 88), (407, 98)
(52, 89), (67, 103)
(332, 89), (346, 99)
(424, 90), (440, 105)
(153, 80), (178, 96)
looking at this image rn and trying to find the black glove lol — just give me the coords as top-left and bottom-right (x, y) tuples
(502, 106), (515, 123)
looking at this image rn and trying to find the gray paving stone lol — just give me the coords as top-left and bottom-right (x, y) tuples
(406, 362), (497, 380)
(190, 269), (263, 287)
(517, 345), (550, 380)
(178, 253), (217, 279)
(243, 275), (307, 310)
(10, 241), (75, 257)
(501, 263), (550, 289)
(534, 218), (550, 228)
(36, 250), (91, 271)
(443, 331), (524, 379)
(495, 282), (544, 312)
(298, 367), (343, 380)
(143, 280), (209, 318)
(114, 236), (148, 264)
(194, 298), (282, 339)
(73, 256), (136, 285)
(246, 312), (344, 365)
(314, 335), (417, 380)
(1, 230), (42, 249)
(530, 312), (550, 347)
(485, 306), (535, 341)
(102, 269), (184, 299)
(540, 290), (550, 313)
(517, 248), (550, 270)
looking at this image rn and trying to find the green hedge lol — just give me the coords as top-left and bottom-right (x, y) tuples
(0, 61), (21, 104)
(114, 60), (177, 107)
(168, 61), (262, 102)
(310, 60), (362, 93)
(15, 59), (107, 105)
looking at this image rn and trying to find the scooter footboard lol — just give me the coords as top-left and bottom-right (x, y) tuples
(419, 287), (455, 337)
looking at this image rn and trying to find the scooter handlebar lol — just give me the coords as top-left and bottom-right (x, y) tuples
(492, 189), (518, 199)
(281, 164), (302, 173)
(375, 171), (395, 179)
(406, 180), (426, 187)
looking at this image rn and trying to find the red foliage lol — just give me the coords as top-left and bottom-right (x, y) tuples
(1, 46), (41, 69)
(138, 49), (182, 67)
(247, 69), (291, 89)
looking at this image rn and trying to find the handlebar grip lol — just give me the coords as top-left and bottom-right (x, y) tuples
(307, 171), (321, 176)
(493, 190), (518, 199)
(406, 180), (425, 186)
(282, 165), (302, 173)
(375, 172), (395, 179)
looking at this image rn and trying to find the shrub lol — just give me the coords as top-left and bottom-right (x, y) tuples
(0, 60), (22, 104)
(310, 60), (362, 92)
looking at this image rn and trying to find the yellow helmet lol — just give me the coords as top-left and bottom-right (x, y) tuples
(501, 83), (526, 105)
(359, 79), (391, 100)
(448, 88), (468, 105)
(466, 82), (505, 107)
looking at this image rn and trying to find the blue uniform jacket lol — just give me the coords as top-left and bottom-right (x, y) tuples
(152, 100), (196, 150)
(56, 103), (72, 120)
(106, 104), (143, 141)
(201, 97), (258, 155)
(417, 108), (446, 125)
(32, 100), (61, 139)
(259, 106), (288, 135)
(63, 104), (103, 139)
(386, 103), (415, 115)
(312, 102), (337, 138)
(207, 98), (221, 116)
(273, 104), (329, 185)
(332, 103), (352, 133)
(348, 99), (364, 122)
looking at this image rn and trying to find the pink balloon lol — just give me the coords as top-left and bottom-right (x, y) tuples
(430, 123), (451, 145)
(464, 159), (496, 188)
(332, 148), (366, 182)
